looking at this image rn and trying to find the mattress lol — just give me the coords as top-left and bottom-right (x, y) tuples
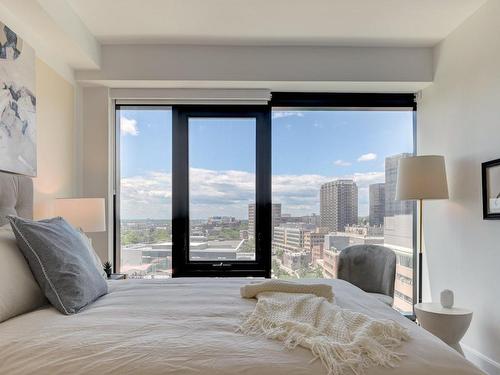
(0, 278), (483, 375)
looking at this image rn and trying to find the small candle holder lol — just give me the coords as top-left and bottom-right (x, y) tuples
(440, 289), (454, 308)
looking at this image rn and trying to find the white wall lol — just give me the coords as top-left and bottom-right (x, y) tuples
(81, 87), (112, 262)
(75, 44), (433, 92)
(419, 0), (500, 373)
(33, 59), (76, 218)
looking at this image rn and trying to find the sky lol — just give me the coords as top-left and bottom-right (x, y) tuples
(119, 108), (413, 220)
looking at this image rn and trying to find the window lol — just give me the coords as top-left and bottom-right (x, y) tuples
(188, 118), (257, 261)
(171, 106), (271, 277)
(116, 106), (172, 279)
(115, 94), (416, 313)
(270, 94), (416, 314)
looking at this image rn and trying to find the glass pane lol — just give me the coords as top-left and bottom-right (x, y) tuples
(272, 109), (415, 313)
(189, 118), (256, 261)
(119, 107), (172, 279)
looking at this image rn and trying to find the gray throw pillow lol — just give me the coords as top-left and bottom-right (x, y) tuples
(7, 216), (108, 314)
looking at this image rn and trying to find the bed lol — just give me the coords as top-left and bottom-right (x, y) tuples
(0, 172), (485, 375)
(0, 278), (484, 375)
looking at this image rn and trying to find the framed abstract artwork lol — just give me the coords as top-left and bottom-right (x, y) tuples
(482, 158), (500, 220)
(0, 21), (36, 176)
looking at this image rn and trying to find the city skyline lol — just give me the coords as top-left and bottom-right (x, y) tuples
(120, 153), (415, 312)
(120, 108), (413, 219)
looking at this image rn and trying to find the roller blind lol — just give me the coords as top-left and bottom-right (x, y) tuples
(112, 88), (271, 105)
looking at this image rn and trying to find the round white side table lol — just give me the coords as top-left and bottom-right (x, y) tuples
(414, 303), (473, 355)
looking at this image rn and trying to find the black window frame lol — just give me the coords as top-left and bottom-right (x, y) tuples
(114, 94), (417, 296)
(172, 105), (272, 277)
(270, 92), (417, 318)
(113, 104), (173, 274)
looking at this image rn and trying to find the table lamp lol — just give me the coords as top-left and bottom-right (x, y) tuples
(54, 198), (106, 233)
(396, 155), (449, 304)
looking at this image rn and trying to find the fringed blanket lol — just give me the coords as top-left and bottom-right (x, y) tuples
(238, 281), (409, 375)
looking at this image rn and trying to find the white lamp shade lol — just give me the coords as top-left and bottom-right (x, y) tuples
(396, 155), (449, 200)
(55, 198), (106, 232)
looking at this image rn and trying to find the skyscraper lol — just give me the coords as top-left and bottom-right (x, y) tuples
(369, 183), (385, 226)
(248, 203), (282, 238)
(272, 204), (282, 229)
(320, 180), (358, 232)
(385, 153), (413, 217)
(384, 153), (415, 313)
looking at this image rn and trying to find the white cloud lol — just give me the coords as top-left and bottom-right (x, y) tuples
(357, 153), (377, 162)
(120, 172), (172, 220)
(120, 168), (385, 219)
(334, 160), (352, 167)
(351, 171), (384, 185)
(120, 116), (139, 136)
(272, 111), (304, 119)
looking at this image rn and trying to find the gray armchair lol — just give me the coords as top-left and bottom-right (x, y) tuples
(337, 244), (396, 306)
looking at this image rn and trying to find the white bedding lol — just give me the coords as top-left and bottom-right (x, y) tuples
(0, 278), (483, 375)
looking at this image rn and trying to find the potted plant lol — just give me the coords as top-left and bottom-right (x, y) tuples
(103, 261), (112, 279)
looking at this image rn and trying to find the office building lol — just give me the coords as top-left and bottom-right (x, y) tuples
(248, 203), (282, 238)
(369, 183), (385, 226)
(320, 180), (358, 232)
(385, 154), (414, 217)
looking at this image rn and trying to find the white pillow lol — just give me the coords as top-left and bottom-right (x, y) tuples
(0, 225), (47, 322)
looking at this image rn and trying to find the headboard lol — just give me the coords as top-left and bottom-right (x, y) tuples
(0, 171), (33, 226)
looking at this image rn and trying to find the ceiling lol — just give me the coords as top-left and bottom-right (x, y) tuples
(67, 0), (486, 47)
(0, 0), (488, 88)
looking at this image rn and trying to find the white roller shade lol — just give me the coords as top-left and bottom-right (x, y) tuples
(112, 88), (271, 105)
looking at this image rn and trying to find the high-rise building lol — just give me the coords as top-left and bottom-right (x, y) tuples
(311, 245), (323, 265)
(272, 204), (282, 229)
(303, 230), (326, 251)
(272, 225), (305, 249)
(384, 214), (414, 313)
(384, 153), (415, 313)
(385, 154), (413, 217)
(369, 183), (385, 226)
(321, 248), (340, 279)
(320, 180), (358, 232)
(248, 204), (256, 238)
(248, 203), (282, 238)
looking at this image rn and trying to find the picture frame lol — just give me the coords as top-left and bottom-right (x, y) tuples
(482, 158), (500, 220)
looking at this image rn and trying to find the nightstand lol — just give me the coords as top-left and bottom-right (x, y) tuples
(415, 303), (472, 355)
(108, 273), (127, 280)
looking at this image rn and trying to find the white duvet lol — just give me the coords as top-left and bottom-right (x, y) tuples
(0, 278), (483, 375)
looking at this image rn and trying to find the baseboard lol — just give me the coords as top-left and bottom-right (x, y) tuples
(463, 344), (500, 375)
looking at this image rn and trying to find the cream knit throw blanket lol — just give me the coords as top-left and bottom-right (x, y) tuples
(239, 281), (409, 375)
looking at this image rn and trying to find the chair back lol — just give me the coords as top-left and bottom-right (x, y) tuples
(337, 244), (396, 297)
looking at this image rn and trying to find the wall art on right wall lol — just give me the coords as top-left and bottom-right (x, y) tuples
(482, 158), (500, 219)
